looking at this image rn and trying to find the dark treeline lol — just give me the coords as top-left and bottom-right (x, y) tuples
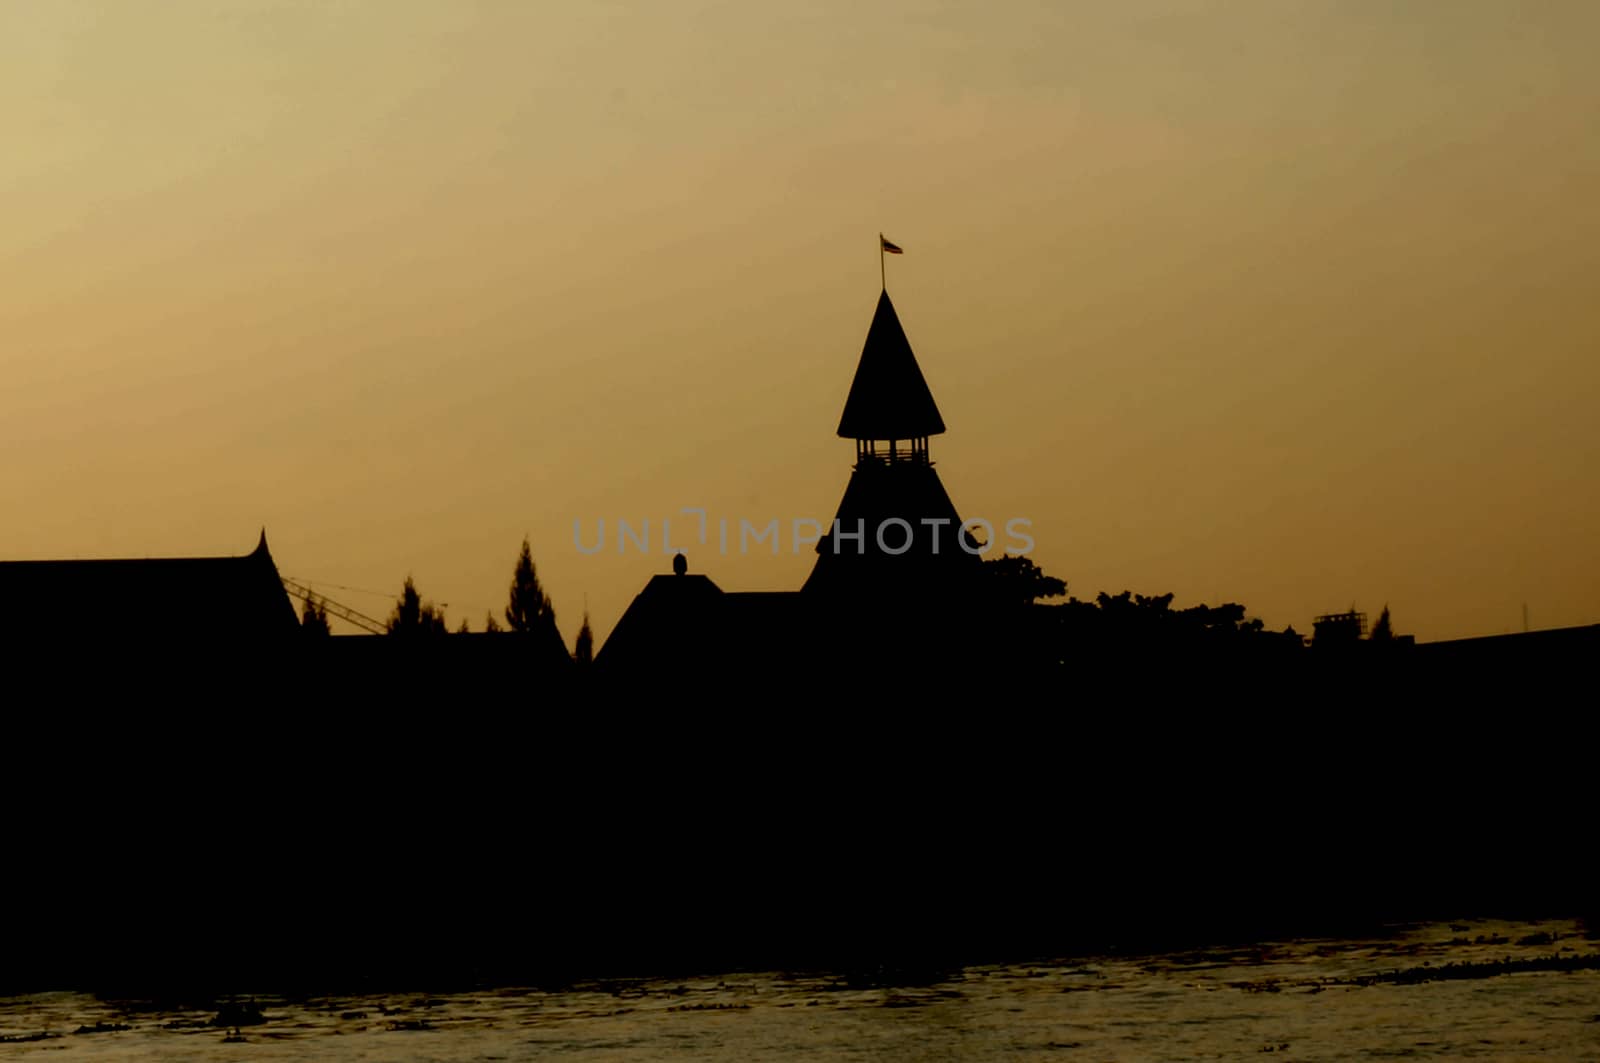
(983, 554), (1311, 663)
(296, 535), (575, 643)
(973, 556), (1434, 686)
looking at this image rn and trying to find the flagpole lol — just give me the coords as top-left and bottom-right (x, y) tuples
(879, 232), (885, 291)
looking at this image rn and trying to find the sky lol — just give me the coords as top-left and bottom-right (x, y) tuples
(4, 0), (1597, 647)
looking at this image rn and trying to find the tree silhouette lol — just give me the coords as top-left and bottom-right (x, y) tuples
(1370, 605), (1394, 642)
(300, 593), (331, 637)
(457, 617), (471, 635)
(575, 611), (594, 665)
(505, 537), (556, 634)
(982, 555), (1067, 606)
(1011, 573), (1309, 666)
(387, 576), (448, 637)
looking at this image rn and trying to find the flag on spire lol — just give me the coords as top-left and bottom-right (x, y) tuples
(880, 235), (903, 254)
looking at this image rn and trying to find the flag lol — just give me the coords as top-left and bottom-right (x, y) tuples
(880, 235), (903, 254)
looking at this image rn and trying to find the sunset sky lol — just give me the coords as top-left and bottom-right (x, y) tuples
(4, 1), (1597, 647)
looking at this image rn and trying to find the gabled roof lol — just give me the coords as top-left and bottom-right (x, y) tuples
(0, 530), (299, 642)
(836, 290), (946, 440)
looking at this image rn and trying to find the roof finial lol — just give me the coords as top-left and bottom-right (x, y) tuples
(255, 527), (269, 555)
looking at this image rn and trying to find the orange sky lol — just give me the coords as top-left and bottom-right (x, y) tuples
(4, 1), (1597, 647)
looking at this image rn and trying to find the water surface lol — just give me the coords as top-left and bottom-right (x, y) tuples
(4, 918), (1597, 1061)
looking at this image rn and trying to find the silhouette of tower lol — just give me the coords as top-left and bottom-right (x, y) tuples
(599, 285), (992, 681)
(804, 289), (983, 600)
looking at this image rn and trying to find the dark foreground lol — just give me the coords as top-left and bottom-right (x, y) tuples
(3, 641), (1592, 997)
(6, 918), (1598, 1061)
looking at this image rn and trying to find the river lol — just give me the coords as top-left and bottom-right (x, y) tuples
(4, 917), (1596, 1061)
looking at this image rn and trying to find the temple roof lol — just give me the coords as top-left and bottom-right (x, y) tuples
(0, 530), (299, 641)
(836, 290), (946, 440)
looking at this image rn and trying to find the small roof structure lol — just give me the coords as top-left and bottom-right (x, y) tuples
(593, 557), (844, 675)
(592, 570), (729, 671)
(594, 552), (989, 686)
(836, 290), (946, 441)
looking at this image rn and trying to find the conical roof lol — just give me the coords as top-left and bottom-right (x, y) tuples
(803, 459), (982, 597)
(836, 290), (946, 439)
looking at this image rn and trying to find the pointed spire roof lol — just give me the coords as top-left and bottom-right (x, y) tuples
(836, 289), (946, 440)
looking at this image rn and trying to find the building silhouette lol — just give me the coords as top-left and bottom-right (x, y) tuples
(0, 529), (298, 646)
(805, 288), (984, 598)
(593, 287), (995, 689)
(0, 528), (571, 704)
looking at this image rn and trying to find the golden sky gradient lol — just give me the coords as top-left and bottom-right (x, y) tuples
(4, 1), (1597, 647)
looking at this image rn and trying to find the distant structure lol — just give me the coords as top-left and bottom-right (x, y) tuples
(0, 529), (572, 700)
(1312, 609), (1367, 647)
(595, 285), (991, 682)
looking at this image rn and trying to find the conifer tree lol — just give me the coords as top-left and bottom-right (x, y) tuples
(575, 611), (594, 665)
(1370, 605), (1394, 642)
(300, 593), (331, 637)
(505, 537), (556, 634)
(387, 576), (448, 636)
